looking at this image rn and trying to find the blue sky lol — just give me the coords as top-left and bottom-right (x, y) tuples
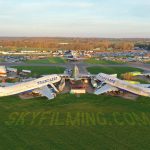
(0, 0), (150, 37)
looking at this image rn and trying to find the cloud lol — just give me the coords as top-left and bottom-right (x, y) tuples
(0, 1), (94, 18)
(0, 0), (150, 37)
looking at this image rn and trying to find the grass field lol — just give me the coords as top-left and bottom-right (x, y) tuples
(0, 66), (150, 150)
(87, 66), (143, 77)
(15, 66), (65, 76)
(0, 94), (150, 150)
(26, 57), (66, 64)
(85, 58), (125, 65)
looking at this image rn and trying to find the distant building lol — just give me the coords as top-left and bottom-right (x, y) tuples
(70, 81), (86, 94)
(59, 43), (69, 45)
(93, 48), (101, 51)
(0, 66), (7, 77)
(7, 67), (17, 73)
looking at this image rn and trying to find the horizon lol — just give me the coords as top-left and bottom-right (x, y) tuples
(0, 36), (150, 39)
(0, 0), (150, 38)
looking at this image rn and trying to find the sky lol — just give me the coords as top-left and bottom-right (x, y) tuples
(0, 0), (150, 38)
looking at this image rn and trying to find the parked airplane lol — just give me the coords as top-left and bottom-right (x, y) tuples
(69, 65), (87, 80)
(0, 65), (150, 100)
(63, 65), (92, 81)
(65, 50), (87, 61)
(61, 66), (150, 98)
(0, 74), (61, 100)
(95, 73), (150, 97)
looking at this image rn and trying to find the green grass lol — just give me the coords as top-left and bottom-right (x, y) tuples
(0, 94), (150, 150)
(0, 66), (150, 150)
(85, 58), (125, 65)
(15, 66), (65, 76)
(26, 57), (66, 64)
(136, 79), (150, 84)
(26, 59), (50, 64)
(87, 66), (143, 77)
(48, 57), (66, 64)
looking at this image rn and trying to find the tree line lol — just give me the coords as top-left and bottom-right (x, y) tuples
(0, 37), (144, 51)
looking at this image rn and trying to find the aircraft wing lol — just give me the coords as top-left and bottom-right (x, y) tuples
(35, 86), (56, 100)
(79, 73), (117, 79)
(94, 84), (118, 95)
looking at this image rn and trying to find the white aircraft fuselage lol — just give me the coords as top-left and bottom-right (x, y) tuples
(96, 73), (150, 97)
(0, 74), (61, 97)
